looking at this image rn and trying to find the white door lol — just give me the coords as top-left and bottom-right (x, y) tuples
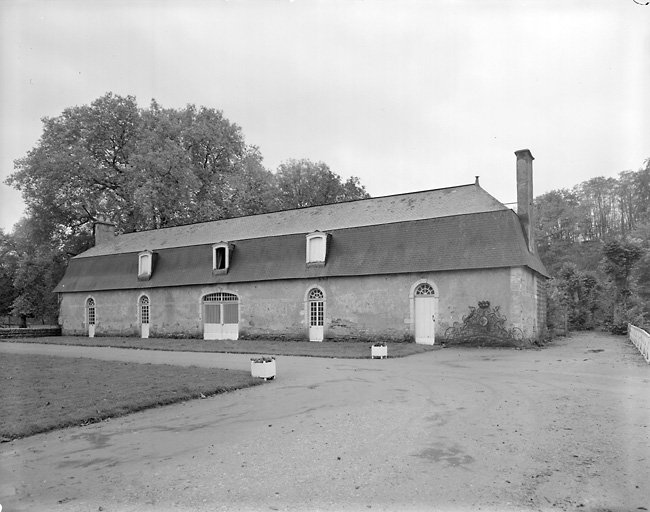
(203, 293), (239, 340)
(309, 300), (324, 341)
(415, 283), (437, 345)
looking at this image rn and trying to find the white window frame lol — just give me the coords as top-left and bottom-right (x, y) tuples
(212, 242), (233, 274)
(138, 250), (153, 280)
(139, 294), (150, 325)
(306, 232), (328, 266)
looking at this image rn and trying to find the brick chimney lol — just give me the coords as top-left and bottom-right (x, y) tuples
(515, 149), (535, 252)
(94, 219), (116, 246)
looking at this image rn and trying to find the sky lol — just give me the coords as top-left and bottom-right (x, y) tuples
(1, 0), (649, 232)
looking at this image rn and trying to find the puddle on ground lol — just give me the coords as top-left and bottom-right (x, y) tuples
(413, 444), (475, 467)
(58, 457), (117, 469)
(424, 412), (448, 427)
(68, 432), (112, 449)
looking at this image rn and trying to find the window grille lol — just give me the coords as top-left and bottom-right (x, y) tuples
(415, 283), (435, 296)
(203, 292), (239, 302)
(308, 288), (324, 300)
(140, 295), (150, 324)
(87, 298), (96, 325)
(310, 300), (324, 327)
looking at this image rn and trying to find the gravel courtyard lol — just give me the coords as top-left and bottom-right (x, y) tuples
(1, 332), (648, 512)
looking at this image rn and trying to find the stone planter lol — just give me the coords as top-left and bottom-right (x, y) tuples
(251, 357), (276, 380)
(371, 344), (387, 359)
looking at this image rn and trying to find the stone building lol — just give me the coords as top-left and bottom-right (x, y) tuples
(54, 149), (548, 344)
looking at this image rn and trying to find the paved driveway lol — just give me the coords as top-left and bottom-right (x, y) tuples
(1, 333), (649, 512)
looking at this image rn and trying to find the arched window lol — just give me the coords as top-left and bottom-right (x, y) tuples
(415, 283), (435, 296)
(203, 292), (239, 302)
(308, 288), (324, 300)
(86, 297), (96, 325)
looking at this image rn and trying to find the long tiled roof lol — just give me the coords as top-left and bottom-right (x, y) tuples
(55, 209), (549, 293)
(77, 183), (507, 258)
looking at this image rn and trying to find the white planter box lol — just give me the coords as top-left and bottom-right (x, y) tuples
(251, 358), (276, 380)
(371, 345), (387, 359)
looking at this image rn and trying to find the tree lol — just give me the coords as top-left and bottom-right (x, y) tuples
(275, 159), (369, 209)
(600, 239), (645, 333)
(0, 220), (64, 326)
(553, 262), (604, 330)
(0, 229), (17, 323)
(228, 146), (281, 216)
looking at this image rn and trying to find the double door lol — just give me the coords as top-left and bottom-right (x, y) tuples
(203, 293), (239, 340)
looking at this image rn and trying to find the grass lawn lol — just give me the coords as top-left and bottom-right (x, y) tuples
(5, 335), (442, 358)
(0, 353), (263, 441)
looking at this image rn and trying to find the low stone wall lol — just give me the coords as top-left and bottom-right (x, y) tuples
(0, 326), (62, 339)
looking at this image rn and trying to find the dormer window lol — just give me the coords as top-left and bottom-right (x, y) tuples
(138, 250), (154, 281)
(306, 232), (329, 266)
(212, 242), (234, 275)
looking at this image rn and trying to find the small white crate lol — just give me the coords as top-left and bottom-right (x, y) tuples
(251, 358), (276, 380)
(371, 345), (387, 359)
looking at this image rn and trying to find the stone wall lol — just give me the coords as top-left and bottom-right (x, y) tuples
(59, 268), (538, 342)
(0, 327), (62, 339)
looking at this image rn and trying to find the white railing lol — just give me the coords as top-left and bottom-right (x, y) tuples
(628, 324), (650, 364)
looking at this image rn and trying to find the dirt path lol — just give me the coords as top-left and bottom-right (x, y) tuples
(1, 332), (649, 512)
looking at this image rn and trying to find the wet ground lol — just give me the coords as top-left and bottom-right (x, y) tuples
(1, 332), (649, 511)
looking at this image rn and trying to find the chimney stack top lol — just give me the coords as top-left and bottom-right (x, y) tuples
(514, 148), (535, 161)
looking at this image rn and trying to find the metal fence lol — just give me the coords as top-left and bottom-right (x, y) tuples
(628, 323), (650, 364)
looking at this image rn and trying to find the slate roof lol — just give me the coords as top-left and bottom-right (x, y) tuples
(55, 209), (549, 293)
(76, 183), (508, 258)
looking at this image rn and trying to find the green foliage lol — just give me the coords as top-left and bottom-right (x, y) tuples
(276, 159), (369, 209)
(551, 263), (605, 330)
(1, 219), (65, 324)
(535, 159), (650, 333)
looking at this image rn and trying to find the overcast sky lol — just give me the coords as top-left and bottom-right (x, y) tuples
(1, 0), (649, 232)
